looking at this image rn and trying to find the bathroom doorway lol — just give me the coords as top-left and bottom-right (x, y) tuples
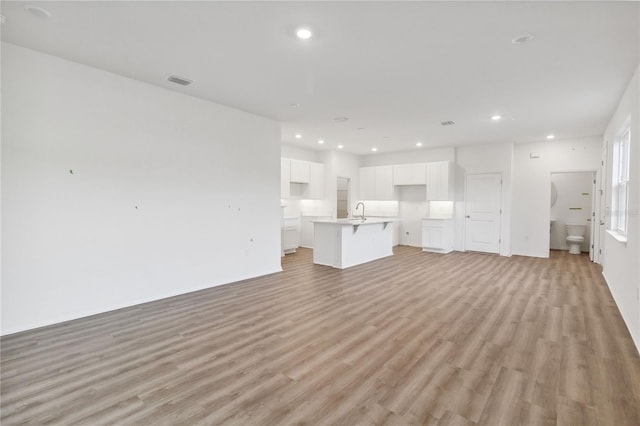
(549, 171), (596, 258)
(337, 177), (350, 219)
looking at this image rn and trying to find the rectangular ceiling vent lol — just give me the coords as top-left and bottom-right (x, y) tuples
(440, 120), (456, 126)
(168, 75), (193, 86)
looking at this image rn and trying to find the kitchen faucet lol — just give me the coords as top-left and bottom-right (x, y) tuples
(355, 202), (366, 221)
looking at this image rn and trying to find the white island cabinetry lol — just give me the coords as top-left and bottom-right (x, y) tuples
(312, 219), (394, 269)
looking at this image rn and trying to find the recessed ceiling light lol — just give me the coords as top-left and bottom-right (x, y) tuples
(333, 117), (349, 122)
(357, 127), (365, 131)
(337, 145), (344, 149)
(546, 134), (555, 139)
(318, 139), (324, 144)
(25, 5), (51, 18)
(416, 142), (423, 147)
(296, 28), (312, 40)
(371, 147), (377, 152)
(512, 33), (535, 44)
(289, 103), (300, 108)
(295, 134), (302, 139)
(491, 115), (502, 121)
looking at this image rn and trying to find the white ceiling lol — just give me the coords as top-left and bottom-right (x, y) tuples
(1, 1), (638, 155)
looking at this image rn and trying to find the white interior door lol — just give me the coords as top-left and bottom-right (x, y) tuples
(597, 142), (608, 264)
(465, 173), (502, 254)
(590, 173), (596, 261)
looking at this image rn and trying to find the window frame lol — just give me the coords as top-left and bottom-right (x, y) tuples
(610, 118), (631, 239)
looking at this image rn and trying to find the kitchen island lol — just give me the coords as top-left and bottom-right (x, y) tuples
(311, 218), (394, 269)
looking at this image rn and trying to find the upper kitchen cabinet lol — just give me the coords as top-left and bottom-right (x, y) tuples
(393, 163), (426, 185)
(359, 167), (376, 200)
(281, 158), (291, 198)
(281, 158), (324, 200)
(290, 159), (310, 183)
(426, 161), (454, 201)
(359, 165), (395, 200)
(303, 161), (324, 200)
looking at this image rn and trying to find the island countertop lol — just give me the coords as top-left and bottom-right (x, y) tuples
(310, 218), (395, 225)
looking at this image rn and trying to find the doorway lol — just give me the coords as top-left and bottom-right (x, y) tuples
(337, 177), (350, 219)
(464, 173), (502, 254)
(549, 171), (595, 258)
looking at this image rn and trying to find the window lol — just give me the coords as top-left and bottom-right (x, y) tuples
(611, 118), (630, 238)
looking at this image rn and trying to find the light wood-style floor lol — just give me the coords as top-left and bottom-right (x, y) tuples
(2, 247), (639, 425)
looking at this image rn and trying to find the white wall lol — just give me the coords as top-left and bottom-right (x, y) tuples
(361, 147), (455, 167)
(281, 144), (320, 163)
(511, 137), (602, 258)
(397, 186), (426, 246)
(1, 43), (282, 335)
(550, 172), (594, 251)
(455, 143), (513, 256)
(602, 65), (639, 351)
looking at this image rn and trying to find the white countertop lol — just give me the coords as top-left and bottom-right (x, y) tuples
(311, 218), (395, 225)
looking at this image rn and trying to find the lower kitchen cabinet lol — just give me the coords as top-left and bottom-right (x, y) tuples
(422, 219), (454, 254)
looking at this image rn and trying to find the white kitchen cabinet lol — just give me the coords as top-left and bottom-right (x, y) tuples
(283, 217), (300, 254)
(282, 158), (325, 199)
(375, 165), (394, 200)
(359, 166), (395, 200)
(358, 167), (376, 200)
(426, 161), (454, 201)
(422, 219), (454, 253)
(303, 162), (324, 200)
(281, 158), (291, 198)
(290, 159), (310, 183)
(394, 163), (426, 185)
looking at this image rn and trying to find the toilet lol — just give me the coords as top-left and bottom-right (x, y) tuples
(565, 224), (586, 254)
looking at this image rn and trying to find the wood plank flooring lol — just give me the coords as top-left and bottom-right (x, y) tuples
(2, 247), (639, 425)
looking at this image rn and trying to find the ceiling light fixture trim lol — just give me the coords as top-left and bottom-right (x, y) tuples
(167, 75), (193, 86)
(25, 5), (51, 18)
(512, 33), (535, 44)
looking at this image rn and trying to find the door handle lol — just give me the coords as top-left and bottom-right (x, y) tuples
(466, 215), (470, 218)
(600, 221), (605, 225)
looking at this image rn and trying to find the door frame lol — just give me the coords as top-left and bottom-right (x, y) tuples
(548, 169), (599, 261)
(463, 172), (503, 254)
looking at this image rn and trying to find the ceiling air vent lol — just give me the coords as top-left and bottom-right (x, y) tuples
(168, 75), (193, 86)
(440, 120), (456, 126)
